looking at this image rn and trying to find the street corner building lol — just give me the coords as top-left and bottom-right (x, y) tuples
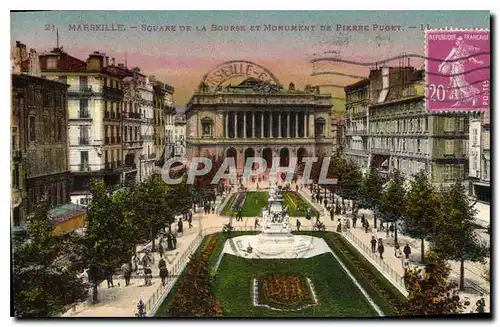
(185, 60), (334, 173)
(344, 65), (470, 191)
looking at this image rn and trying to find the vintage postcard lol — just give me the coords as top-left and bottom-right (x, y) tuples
(10, 10), (490, 318)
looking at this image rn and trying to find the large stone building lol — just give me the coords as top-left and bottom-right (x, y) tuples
(152, 78), (175, 163)
(344, 79), (370, 172)
(186, 61), (334, 174)
(344, 66), (469, 190)
(38, 49), (126, 204)
(469, 110), (490, 203)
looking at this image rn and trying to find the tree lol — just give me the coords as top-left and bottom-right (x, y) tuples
(399, 250), (463, 315)
(131, 173), (176, 251)
(78, 179), (132, 303)
(13, 201), (88, 316)
(403, 171), (443, 263)
(432, 180), (489, 290)
(380, 169), (406, 245)
(359, 166), (384, 228)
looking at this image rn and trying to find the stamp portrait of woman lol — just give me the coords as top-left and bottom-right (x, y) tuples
(437, 36), (484, 107)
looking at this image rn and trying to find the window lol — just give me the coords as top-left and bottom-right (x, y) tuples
(47, 57), (57, 69)
(105, 150), (109, 164)
(444, 140), (454, 155)
(80, 99), (89, 118)
(444, 117), (455, 132)
(12, 163), (20, 188)
(80, 151), (89, 171)
(58, 75), (67, 84)
(444, 165), (454, 181)
(458, 117), (465, 132)
(12, 127), (18, 151)
(424, 117), (428, 131)
(417, 139), (421, 153)
(315, 118), (326, 137)
(202, 118), (213, 137)
(472, 128), (478, 145)
(80, 76), (88, 89)
(29, 116), (36, 142)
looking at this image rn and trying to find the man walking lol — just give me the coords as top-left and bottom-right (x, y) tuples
(296, 219), (301, 232)
(122, 263), (131, 287)
(352, 215), (357, 228)
(255, 218), (260, 229)
(389, 223), (395, 237)
(188, 214), (193, 228)
(370, 236), (377, 253)
(158, 242), (164, 258)
(377, 239), (385, 259)
(364, 220), (370, 233)
(158, 258), (168, 287)
(404, 244), (411, 259)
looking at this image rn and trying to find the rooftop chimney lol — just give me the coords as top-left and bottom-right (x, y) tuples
(111, 57), (115, 66)
(104, 56), (109, 67)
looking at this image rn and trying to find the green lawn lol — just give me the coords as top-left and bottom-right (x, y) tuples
(156, 231), (404, 317)
(221, 191), (317, 218)
(283, 191), (319, 217)
(221, 192), (268, 217)
(214, 253), (379, 317)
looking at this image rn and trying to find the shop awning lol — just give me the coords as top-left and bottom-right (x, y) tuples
(49, 203), (87, 224)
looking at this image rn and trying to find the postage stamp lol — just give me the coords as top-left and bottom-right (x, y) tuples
(425, 29), (490, 112)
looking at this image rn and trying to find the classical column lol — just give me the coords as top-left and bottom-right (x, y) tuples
(286, 113), (290, 138)
(270, 113), (273, 137)
(252, 112), (256, 138)
(278, 113), (282, 138)
(225, 113), (229, 138)
(295, 112), (299, 137)
(233, 112), (237, 139)
(303, 112), (307, 138)
(243, 112), (247, 138)
(260, 112), (264, 138)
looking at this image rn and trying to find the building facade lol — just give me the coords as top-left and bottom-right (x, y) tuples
(152, 79), (175, 163)
(11, 73), (72, 233)
(137, 74), (156, 181)
(344, 79), (370, 172)
(186, 61), (334, 174)
(344, 66), (469, 190)
(469, 110), (490, 203)
(173, 112), (187, 157)
(38, 49), (126, 204)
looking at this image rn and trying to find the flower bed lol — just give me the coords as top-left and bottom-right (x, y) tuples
(283, 191), (318, 217)
(231, 192), (246, 211)
(259, 274), (315, 309)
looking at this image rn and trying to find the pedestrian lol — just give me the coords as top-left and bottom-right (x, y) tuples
(361, 214), (365, 226)
(144, 265), (152, 286)
(188, 214), (193, 228)
(352, 215), (357, 228)
(370, 236), (377, 253)
(177, 219), (183, 234)
(346, 217), (351, 229)
(476, 293), (486, 313)
(364, 220), (369, 233)
(377, 242), (385, 259)
(386, 225), (390, 238)
(137, 299), (146, 317)
(389, 223), (395, 237)
(158, 258), (168, 287)
(133, 253), (139, 272)
(172, 234), (177, 249)
(404, 244), (411, 259)
(372, 226), (378, 238)
(255, 218), (260, 229)
(159, 242), (164, 258)
(296, 219), (301, 231)
(316, 212), (321, 223)
(212, 206), (215, 214)
(105, 268), (114, 288)
(121, 263), (131, 287)
(324, 199), (328, 208)
(330, 208), (334, 221)
(394, 243), (401, 258)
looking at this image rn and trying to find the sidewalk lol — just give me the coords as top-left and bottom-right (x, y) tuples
(305, 186), (490, 313)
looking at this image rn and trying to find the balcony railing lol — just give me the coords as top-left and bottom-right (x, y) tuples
(111, 112), (116, 119)
(111, 136), (116, 144)
(78, 137), (90, 145)
(79, 110), (90, 118)
(68, 85), (93, 93)
(104, 111), (110, 119)
(79, 163), (90, 172)
(105, 136), (110, 144)
(117, 136), (122, 143)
